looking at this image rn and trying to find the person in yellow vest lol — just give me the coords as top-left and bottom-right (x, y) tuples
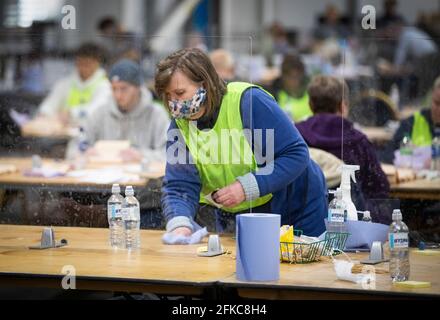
(38, 43), (112, 125)
(387, 76), (440, 162)
(155, 48), (327, 240)
(269, 53), (313, 122)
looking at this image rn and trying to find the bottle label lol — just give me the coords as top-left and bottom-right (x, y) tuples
(328, 208), (345, 223)
(122, 207), (138, 221)
(108, 204), (121, 219)
(389, 233), (409, 249)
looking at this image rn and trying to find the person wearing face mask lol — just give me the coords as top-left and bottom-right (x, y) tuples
(155, 48), (328, 239)
(83, 59), (169, 162)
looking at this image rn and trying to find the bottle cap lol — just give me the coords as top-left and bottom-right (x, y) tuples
(392, 209), (402, 221)
(111, 183), (120, 194)
(125, 186), (134, 196)
(363, 211), (371, 220)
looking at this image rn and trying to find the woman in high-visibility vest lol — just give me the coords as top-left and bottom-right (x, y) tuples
(270, 53), (313, 122)
(38, 43), (112, 124)
(155, 48), (327, 239)
(386, 77), (440, 164)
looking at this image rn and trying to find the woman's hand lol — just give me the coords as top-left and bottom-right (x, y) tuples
(212, 181), (246, 208)
(172, 227), (192, 237)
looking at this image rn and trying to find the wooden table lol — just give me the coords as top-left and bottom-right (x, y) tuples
(1, 225), (439, 299)
(390, 178), (440, 201)
(0, 225), (235, 297)
(20, 117), (74, 139)
(0, 157), (164, 192)
(358, 126), (393, 144)
(0, 157), (165, 225)
(219, 251), (440, 300)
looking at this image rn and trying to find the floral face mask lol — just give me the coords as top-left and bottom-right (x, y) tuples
(168, 87), (207, 119)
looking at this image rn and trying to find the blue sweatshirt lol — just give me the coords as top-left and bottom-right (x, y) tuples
(161, 87), (328, 236)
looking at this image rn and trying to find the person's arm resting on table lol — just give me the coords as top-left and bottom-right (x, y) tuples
(161, 122), (202, 236)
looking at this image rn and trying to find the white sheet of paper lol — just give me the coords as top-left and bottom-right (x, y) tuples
(67, 168), (140, 184)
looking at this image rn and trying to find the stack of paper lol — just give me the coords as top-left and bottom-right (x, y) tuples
(88, 140), (131, 164)
(20, 116), (66, 137)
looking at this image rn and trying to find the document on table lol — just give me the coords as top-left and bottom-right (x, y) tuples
(23, 164), (70, 178)
(67, 168), (141, 184)
(88, 140), (131, 163)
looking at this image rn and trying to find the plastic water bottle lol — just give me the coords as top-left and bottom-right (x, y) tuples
(399, 135), (413, 168)
(107, 184), (124, 248)
(388, 209), (410, 282)
(122, 186), (141, 249)
(431, 129), (440, 171)
(327, 188), (347, 233)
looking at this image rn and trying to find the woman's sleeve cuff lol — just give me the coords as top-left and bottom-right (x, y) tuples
(237, 173), (260, 201)
(166, 216), (194, 232)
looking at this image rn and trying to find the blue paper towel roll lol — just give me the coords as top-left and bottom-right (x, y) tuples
(236, 213), (280, 281)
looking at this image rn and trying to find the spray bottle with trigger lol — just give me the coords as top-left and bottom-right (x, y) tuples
(339, 164), (360, 221)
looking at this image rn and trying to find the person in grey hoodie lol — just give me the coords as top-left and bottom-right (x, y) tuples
(84, 59), (169, 229)
(84, 59), (169, 162)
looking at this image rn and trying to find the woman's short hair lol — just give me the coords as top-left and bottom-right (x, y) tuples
(281, 53), (305, 76)
(76, 43), (106, 64)
(155, 48), (227, 119)
(307, 75), (349, 114)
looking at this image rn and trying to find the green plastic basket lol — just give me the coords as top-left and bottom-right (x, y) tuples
(325, 231), (350, 252)
(280, 230), (350, 264)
